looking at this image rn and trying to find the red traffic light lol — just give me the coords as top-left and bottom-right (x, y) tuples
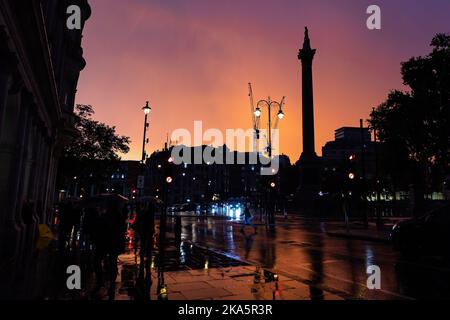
(349, 154), (356, 161)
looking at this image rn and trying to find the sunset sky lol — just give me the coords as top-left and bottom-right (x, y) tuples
(76, 0), (450, 162)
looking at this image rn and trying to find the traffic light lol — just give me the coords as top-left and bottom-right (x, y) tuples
(164, 155), (175, 185)
(347, 154), (357, 181)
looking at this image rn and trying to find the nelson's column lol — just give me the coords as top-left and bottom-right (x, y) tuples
(296, 27), (322, 213)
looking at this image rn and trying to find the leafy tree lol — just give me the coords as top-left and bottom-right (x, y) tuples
(57, 104), (131, 197)
(64, 104), (130, 160)
(369, 33), (450, 215)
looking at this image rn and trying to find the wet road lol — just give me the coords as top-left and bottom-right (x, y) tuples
(177, 215), (450, 300)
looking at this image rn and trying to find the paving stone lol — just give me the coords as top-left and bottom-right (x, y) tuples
(168, 281), (213, 293)
(171, 274), (217, 283)
(167, 292), (188, 300)
(157, 273), (178, 284)
(187, 269), (211, 276)
(207, 278), (245, 289)
(278, 290), (310, 300)
(182, 287), (234, 300)
(225, 286), (261, 298)
(279, 280), (311, 290)
(323, 292), (345, 300)
(282, 286), (318, 299)
(215, 293), (259, 300)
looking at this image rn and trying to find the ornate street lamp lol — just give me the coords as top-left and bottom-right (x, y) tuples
(141, 101), (151, 163)
(255, 97), (285, 157)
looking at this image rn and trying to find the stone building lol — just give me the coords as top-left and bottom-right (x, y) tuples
(0, 0), (90, 298)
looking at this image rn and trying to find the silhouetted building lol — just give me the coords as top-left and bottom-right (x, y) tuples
(145, 145), (233, 205)
(109, 160), (142, 198)
(322, 127), (376, 179)
(144, 145), (292, 207)
(0, 0), (91, 298)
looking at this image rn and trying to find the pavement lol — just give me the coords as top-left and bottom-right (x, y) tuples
(176, 215), (450, 300)
(112, 251), (344, 301)
(6, 214), (450, 300)
(102, 232), (344, 301)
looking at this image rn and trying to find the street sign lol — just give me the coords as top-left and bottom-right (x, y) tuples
(137, 175), (145, 189)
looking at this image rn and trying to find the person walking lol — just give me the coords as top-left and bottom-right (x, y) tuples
(241, 202), (257, 234)
(133, 202), (156, 272)
(84, 200), (127, 300)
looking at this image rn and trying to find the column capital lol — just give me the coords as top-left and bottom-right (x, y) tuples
(298, 27), (317, 62)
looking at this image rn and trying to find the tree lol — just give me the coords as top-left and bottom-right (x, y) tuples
(64, 104), (130, 161)
(58, 104), (131, 197)
(369, 33), (450, 215)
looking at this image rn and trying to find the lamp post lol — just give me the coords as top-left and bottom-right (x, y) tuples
(254, 97), (285, 226)
(254, 97), (285, 158)
(141, 101), (151, 163)
(372, 107), (383, 230)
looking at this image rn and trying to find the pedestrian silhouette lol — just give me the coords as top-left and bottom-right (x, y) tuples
(84, 199), (127, 300)
(241, 202), (257, 234)
(132, 202), (155, 274)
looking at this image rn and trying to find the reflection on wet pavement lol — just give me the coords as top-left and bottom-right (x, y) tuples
(99, 217), (347, 301)
(114, 241), (343, 301)
(176, 216), (450, 300)
(36, 215), (450, 300)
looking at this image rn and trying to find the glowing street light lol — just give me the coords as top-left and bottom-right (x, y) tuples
(254, 107), (262, 118)
(141, 101), (151, 162)
(142, 101), (151, 115)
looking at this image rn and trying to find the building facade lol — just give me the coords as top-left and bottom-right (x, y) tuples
(144, 145), (294, 212)
(322, 126), (376, 178)
(0, 0), (90, 298)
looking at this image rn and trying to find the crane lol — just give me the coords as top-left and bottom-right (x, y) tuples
(248, 83), (260, 154)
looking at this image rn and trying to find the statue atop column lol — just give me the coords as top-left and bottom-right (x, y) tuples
(296, 27), (322, 214)
(298, 26), (318, 161)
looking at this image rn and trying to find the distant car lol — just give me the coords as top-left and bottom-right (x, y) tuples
(174, 204), (185, 212)
(182, 203), (197, 213)
(391, 205), (450, 257)
(195, 203), (209, 215)
(167, 204), (184, 213)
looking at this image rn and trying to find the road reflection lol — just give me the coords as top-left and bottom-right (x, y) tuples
(179, 215), (450, 300)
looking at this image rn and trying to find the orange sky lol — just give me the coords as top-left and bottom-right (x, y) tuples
(76, 0), (450, 162)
